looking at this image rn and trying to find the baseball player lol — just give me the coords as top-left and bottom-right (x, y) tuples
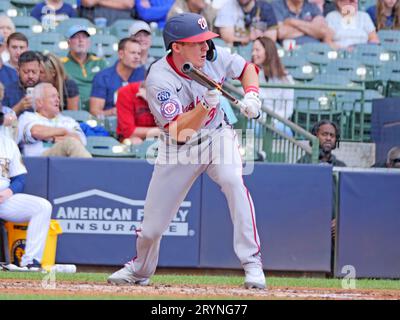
(0, 118), (52, 271)
(108, 13), (266, 289)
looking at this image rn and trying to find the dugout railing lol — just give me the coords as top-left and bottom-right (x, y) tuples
(224, 81), (374, 163)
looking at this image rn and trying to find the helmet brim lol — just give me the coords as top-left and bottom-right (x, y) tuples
(178, 31), (219, 43)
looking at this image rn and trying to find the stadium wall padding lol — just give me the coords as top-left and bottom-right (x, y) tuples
(20, 157), (400, 277)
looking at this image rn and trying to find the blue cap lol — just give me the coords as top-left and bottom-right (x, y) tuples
(163, 13), (219, 49)
(66, 25), (90, 39)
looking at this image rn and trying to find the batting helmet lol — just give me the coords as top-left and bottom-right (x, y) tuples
(163, 13), (219, 61)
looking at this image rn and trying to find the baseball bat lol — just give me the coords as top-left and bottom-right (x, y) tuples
(181, 62), (247, 110)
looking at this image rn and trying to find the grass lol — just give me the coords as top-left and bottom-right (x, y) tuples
(1, 271), (400, 290)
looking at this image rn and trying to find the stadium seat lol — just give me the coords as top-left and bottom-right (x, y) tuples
(0, 219), (10, 265)
(386, 74), (400, 97)
(30, 32), (66, 55)
(131, 139), (158, 159)
(149, 46), (165, 59)
(0, 1), (17, 17)
(109, 19), (137, 39)
(86, 136), (136, 158)
(56, 17), (96, 37)
(62, 110), (93, 122)
(151, 34), (165, 49)
(310, 74), (351, 86)
(10, 0), (38, 15)
(12, 15), (42, 34)
(378, 30), (400, 59)
(301, 42), (340, 73)
(89, 34), (118, 59)
(349, 44), (393, 76)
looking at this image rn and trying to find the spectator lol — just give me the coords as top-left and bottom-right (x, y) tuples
(309, 0), (336, 16)
(168, 0), (217, 31)
(0, 44), (18, 88)
(90, 38), (145, 117)
(298, 119), (346, 166)
(39, 52), (79, 111)
(272, 0), (332, 45)
(386, 146), (400, 168)
(79, 0), (135, 27)
(134, 0), (175, 29)
(116, 81), (159, 144)
(0, 82), (17, 139)
(367, 0), (400, 31)
(214, 0), (278, 46)
(129, 20), (155, 70)
(0, 16), (16, 64)
(252, 36), (294, 136)
(325, 0), (380, 49)
(5, 32), (29, 70)
(61, 25), (107, 111)
(2, 51), (41, 116)
(30, 0), (77, 28)
(0, 111), (52, 272)
(17, 82), (91, 158)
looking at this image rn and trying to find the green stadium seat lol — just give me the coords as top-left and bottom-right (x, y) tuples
(10, 0), (40, 15)
(300, 42), (341, 73)
(0, 1), (18, 17)
(109, 19), (137, 39)
(12, 15), (42, 34)
(130, 139), (158, 159)
(149, 46), (165, 59)
(386, 74), (400, 97)
(30, 32), (67, 55)
(151, 34), (165, 49)
(349, 44), (393, 76)
(90, 34), (118, 59)
(56, 17), (96, 37)
(378, 30), (400, 59)
(62, 110), (93, 122)
(86, 136), (136, 158)
(310, 74), (351, 86)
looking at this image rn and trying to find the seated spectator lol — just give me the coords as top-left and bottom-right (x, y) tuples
(129, 20), (155, 70)
(0, 117), (52, 272)
(272, 0), (332, 45)
(31, 0), (77, 29)
(0, 50), (18, 88)
(0, 83), (17, 139)
(367, 0), (400, 31)
(61, 25), (107, 111)
(298, 119), (346, 166)
(168, 0), (217, 31)
(116, 81), (159, 144)
(90, 38), (145, 117)
(5, 32), (29, 71)
(214, 0), (278, 46)
(39, 52), (80, 111)
(0, 16), (16, 64)
(325, 0), (380, 49)
(17, 83), (91, 158)
(386, 146), (400, 168)
(134, 0), (175, 29)
(79, 0), (135, 27)
(309, 0), (336, 16)
(3, 51), (41, 116)
(252, 36), (294, 136)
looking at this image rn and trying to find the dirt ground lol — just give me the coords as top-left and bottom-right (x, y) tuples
(0, 279), (399, 300)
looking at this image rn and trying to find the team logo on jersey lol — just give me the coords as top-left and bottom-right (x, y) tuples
(157, 90), (171, 102)
(161, 100), (180, 120)
(198, 17), (207, 30)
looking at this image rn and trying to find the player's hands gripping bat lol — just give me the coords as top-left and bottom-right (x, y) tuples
(181, 62), (261, 119)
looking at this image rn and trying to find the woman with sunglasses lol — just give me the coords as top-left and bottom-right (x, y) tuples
(325, 0), (380, 49)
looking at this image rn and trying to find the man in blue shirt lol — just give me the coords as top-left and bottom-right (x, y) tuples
(272, 0), (332, 45)
(89, 38), (145, 117)
(2, 51), (41, 116)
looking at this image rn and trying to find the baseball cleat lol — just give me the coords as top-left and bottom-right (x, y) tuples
(107, 262), (150, 286)
(244, 265), (266, 289)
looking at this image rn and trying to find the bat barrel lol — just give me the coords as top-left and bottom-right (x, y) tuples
(181, 62), (193, 74)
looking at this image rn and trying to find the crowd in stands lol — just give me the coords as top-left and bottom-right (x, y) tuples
(0, 0), (399, 165)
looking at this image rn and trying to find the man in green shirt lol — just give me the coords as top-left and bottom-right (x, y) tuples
(61, 25), (107, 111)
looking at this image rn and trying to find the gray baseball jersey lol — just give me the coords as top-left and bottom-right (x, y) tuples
(146, 47), (247, 140)
(128, 47), (262, 279)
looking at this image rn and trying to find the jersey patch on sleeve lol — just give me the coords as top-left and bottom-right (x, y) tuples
(160, 100), (180, 120)
(156, 90), (171, 102)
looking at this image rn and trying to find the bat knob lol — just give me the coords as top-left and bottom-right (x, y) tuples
(181, 62), (193, 74)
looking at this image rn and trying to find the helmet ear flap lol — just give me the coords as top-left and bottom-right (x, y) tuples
(206, 39), (217, 61)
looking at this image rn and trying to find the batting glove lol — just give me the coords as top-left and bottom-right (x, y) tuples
(240, 91), (261, 119)
(202, 89), (220, 110)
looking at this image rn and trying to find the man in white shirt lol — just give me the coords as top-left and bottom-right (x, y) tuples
(18, 83), (91, 158)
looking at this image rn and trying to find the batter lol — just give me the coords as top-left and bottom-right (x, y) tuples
(108, 13), (266, 289)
